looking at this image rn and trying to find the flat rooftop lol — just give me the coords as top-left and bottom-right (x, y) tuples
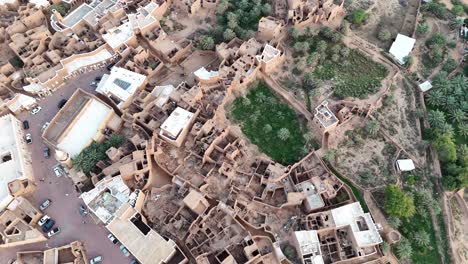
(0, 115), (27, 210)
(81, 176), (130, 224)
(389, 34), (416, 65)
(102, 22), (134, 49)
(331, 202), (383, 247)
(294, 230), (324, 264)
(107, 203), (178, 264)
(62, 4), (93, 28)
(314, 101), (338, 128)
(43, 89), (112, 157)
(96, 67), (146, 107)
(160, 107), (194, 139)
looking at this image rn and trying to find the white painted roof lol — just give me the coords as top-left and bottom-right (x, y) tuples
(23, 83), (46, 93)
(419, 81), (433, 92)
(57, 99), (112, 157)
(160, 107), (194, 139)
(396, 159), (415, 171)
(294, 231), (324, 264)
(64, 48), (113, 73)
(256, 44), (281, 63)
(6, 94), (37, 113)
(0, 115), (28, 210)
(389, 34), (416, 64)
(194, 67), (219, 80)
(102, 22), (134, 49)
(29, 0), (49, 7)
(96, 66), (146, 107)
(331, 202), (383, 247)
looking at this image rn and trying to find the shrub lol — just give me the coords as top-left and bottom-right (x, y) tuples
(197, 35), (215, 50)
(351, 8), (368, 25)
(378, 29), (391, 41)
(384, 185), (416, 219)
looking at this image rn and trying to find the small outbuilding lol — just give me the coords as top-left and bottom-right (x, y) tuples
(389, 34), (416, 65)
(396, 159), (415, 172)
(419, 81), (433, 92)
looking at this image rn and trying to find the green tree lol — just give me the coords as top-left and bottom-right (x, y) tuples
(442, 57), (458, 73)
(293, 41), (310, 54)
(416, 24), (430, 36)
(323, 149), (337, 162)
(452, 5), (464, 16)
(263, 124), (272, 133)
(277, 128), (291, 141)
(365, 120), (380, 135)
(426, 32), (446, 47)
(428, 109), (446, 129)
(340, 20), (351, 35)
(396, 238), (413, 260)
(434, 133), (457, 162)
(223, 28), (236, 41)
(413, 230), (430, 247)
(387, 216), (402, 228)
(198, 35), (215, 50)
(351, 8), (368, 25)
(49, 3), (70, 16)
(384, 185), (416, 219)
(450, 17), (464, 30)
(316, 40), (328, 53)
(449, 109), (466, 124)
(378, 29), (391, 41)
(288, 27), (299, 40)
(458, 123), (468, 138)
(215, 0), (229, 14)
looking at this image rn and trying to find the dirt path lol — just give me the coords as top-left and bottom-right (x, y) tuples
(399, 0), (421, 36)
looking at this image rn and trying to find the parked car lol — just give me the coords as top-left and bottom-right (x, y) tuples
(90, 256), (103, 264)
(39, 199), (51, 211)
(106, 62), (115, 71)
(23, 120), (29, 130)
(119, 245), (130, 257)
(107, 233), (118, 244)
(130, 259), (140, 264)
(53, 165), (64, 177)
(43, 147), (50, 158)
(41, 122), (49, 132)
(31, 106), (42, 115)
(25, 133), (32, 144)
(79, 205), (88, 216)
(42, 219), (55, 232)
(95, 76), (102, 82)
(47, 227), (60, 237)
(58, 99), (68, 109)
(37, 215), (51, 226)
(90, 81), (98, 87)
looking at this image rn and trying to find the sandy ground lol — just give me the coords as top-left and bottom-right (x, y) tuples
(449, 193), (468, 263)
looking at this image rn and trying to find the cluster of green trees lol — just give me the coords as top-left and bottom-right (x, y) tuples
(424, 32), (449, 69)
(196, 0), (271, 49)
(384, 182), (443, 262)
(231, 81), (310, 164)
(288, 27), (387, 99)
(73, 134), (125, 175)
(49, 3), (70, 16)
(425, 72), (467, 190)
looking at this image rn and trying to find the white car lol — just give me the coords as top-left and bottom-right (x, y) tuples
(90, 256), (103, 264)
(31, 106), (42, 115)
(25, 133), (32, 144)
(47, 227), (60, 237)
(37, 215), (51, 226)
(41, 122), (50, 132)
(39, 199), (51, 211)
(53, 166), (64, 177)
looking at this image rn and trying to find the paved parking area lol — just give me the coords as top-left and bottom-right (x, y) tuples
(0, 70), (130, 264)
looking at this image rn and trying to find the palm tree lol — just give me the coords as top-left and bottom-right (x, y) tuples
(443, 96), (458, 112)
(428, 110), (446, 129)
(449, 109), (466, 124)
(413, 230), (430, 247)
(458, 123), (468, 138)
(426, 90), (443, 107)
(277, 128), (291, 141)
(365, 120), (380, 136)
(450, 74), (467, 92)
(396, 239), (413, 260)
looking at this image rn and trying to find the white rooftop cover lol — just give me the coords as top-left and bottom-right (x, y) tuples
(331, 202), (383, 247)
(294, 231), (324, 264)
(96, 67), (146, 107)
(6, 94), (37, 113)
(0, 115), (28, 210)
(419, 81), (433, 92)
(102, 22), (134, 49)
(194, 67), (219, 80)
(57, 99), (111, 157)
(64, 48), (113, 73)
(160, 107), (194, 139)
(29, 0), (49, 7)
(396, 159), (415, 171)
(23, 83), (46, 93)
(389, 34), (416, 64)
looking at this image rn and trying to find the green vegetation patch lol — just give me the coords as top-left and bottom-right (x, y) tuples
(231, 81), (307, 165)
(73, 134), (125, 175)
(289, 30), (388, 99)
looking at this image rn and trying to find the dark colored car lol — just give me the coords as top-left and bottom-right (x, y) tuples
(95, 76), (102, 82)
(58, 99), (68, 109)
(106, 63), (115, 71)
(23, 120), (29, 130)
(42, 219), (55, 232)
(43, 147), (50, 158)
